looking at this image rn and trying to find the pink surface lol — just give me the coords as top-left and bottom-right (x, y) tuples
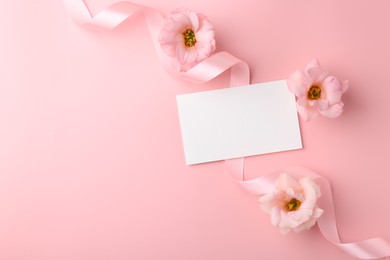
(1, 0), (390, 259)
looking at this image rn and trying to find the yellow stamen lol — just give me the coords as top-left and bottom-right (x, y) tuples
(285, 198), (302, 211)
(307, 85), (321, 100)
(182, 29), (197, 47)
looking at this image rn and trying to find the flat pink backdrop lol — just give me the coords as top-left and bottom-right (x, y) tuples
(1, 0), (389, 259)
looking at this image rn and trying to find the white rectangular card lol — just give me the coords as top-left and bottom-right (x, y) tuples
(176, 80), (302, 165)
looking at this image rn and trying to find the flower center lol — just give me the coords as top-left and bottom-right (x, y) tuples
(182, 29), (197, 47)
(307, 85), (321, 100)
(285, 198), (302, 211)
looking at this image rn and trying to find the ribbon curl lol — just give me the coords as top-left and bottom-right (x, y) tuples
(63, 1), (389, 259)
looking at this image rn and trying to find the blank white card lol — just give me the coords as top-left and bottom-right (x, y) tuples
(176, 80), (302, 165)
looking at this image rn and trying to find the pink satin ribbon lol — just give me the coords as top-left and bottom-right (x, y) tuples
(62, 1), (389, 259)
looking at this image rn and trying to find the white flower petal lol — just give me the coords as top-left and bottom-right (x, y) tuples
(271, 207), (282, 226)
(258, 193), (275, 214)
(275, 173), (301, 192)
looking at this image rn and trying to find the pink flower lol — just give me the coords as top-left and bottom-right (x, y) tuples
(258, 173), (323, 235)
(159, 8), (216, 72)
(287, 58), (349, 121)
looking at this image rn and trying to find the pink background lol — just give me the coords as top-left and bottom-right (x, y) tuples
(1, 0), (389, 259)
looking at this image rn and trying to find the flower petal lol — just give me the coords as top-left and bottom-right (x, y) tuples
(170, 12), (192, 29)
(187, 10), (200, 31)
(312, 207), (324, 218)
(341, 80), (349, 94)
(275, 173), (301, 192)
(297, 102), (318, 121)
(317, 99), (329, 111)
(319, 102), (344, 118)
(307, 67), (326, 83)
(293, 216), (317, 233)
(299, 177), (319, 210)
(279, 209), (305, 229)
(304, 58), (320, 72)
(287, 70), (311, 96)
(159, 33), (182, 57)
(196, 40), (216, 61)
(293, 206), (323, 233)
(171, 8), (200, 31)
(258, 193), (275, 214)
(322, 75), (341, 92)
(197, 14), (214, 33)
(305, 58), (329, 83)
(321, 76), (344, 106)
(290, 209), (313, 227)
(296, 96), (308, 107)
(176, 44), (198, 65)
(162, 19), (187, 34)
(271, 206), (282, 226)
